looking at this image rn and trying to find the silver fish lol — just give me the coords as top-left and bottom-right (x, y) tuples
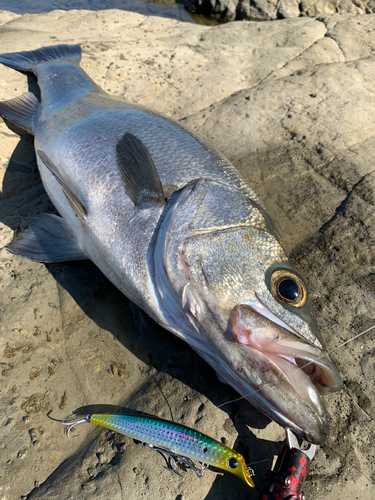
(0, 45), (341, 444)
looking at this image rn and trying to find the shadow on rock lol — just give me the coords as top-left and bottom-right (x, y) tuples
(45, 260), (271, 429)
(28, 378), (279, 500)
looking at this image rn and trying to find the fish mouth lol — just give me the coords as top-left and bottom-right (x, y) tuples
(225, 302), (342, 444)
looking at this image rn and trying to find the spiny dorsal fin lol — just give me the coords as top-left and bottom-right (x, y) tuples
(0, 92), (39, 134)
(7, 213), (86, 263)
(37, 150), (87, 220)
(116, 132), (165, 207)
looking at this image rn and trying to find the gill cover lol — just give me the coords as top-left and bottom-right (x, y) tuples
(152, 178), (342, 444)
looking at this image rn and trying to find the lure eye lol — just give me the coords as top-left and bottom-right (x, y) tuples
(227, 457), (238, 469)
(270, 270), (307, 307)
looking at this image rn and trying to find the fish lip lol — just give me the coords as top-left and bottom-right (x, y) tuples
(208, 340), (332, 444)
(228, 347), (333, 444)
(250, 339), (343, 397)
(234, 302), (343, 396)
(224, 301), (342, 443)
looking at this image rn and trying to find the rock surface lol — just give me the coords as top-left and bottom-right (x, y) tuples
(0, 0), (197, 24)
(183, 0), (375, 22)
(0, 9), (374, 500)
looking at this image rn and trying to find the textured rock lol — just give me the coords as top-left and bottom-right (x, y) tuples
(0, 9), (375, 500)
(183, 0), (375, 21)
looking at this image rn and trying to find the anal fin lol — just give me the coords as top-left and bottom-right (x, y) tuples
(116, 132), (165, 207)
(7, 213), (86, 263)
(0, 92), (38, 134)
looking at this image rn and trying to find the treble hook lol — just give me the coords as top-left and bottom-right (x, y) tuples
(61, 414), (91, 439)
(143, 443), (208, 478)
(171, 455), (208, 479)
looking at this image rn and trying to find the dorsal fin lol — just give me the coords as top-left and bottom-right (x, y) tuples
(116, 132), (165, 207)
(37, 150), (87, 220)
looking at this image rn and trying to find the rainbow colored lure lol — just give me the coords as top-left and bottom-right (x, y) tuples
(62, 412), (255, 487)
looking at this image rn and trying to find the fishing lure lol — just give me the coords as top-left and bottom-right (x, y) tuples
(62, 413), (255, 487)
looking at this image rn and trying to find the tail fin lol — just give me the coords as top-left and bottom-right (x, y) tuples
(0, 44), (81, 73)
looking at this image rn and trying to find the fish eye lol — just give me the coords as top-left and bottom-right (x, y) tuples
(227, 457), (238, 469)
(270, 270), (307, 307)
(278, 278), (299, 301)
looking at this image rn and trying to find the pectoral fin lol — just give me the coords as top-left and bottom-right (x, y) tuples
(7, 213), (86, 262)
(37, 150), (87, 220)
(116, 132), (165, 207)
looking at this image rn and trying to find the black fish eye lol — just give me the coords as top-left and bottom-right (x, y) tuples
(278, 278), (299, 301)
(227, 457), (238, 469)
(270, 270), (307, 307)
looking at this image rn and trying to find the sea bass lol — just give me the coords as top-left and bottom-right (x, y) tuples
(0, 45), (342, 445)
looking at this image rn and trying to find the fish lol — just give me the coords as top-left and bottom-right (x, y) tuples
(61, 412), (255, 487)
(0, 44), (342, 445)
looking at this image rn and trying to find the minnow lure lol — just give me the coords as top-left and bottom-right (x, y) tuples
(62, 413), (255, 487)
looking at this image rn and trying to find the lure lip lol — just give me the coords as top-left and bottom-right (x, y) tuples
(239, 462), (256, 488)
(244, 471), (255, 488)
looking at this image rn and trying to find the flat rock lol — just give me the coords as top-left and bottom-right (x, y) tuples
(0, 9), (374, 500)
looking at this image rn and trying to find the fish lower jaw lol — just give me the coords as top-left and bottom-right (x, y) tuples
(224, 353), (331, 444)
(262, 351), (326, 410)
(256, 350), (334, 443)
(246, 326), (342, 396)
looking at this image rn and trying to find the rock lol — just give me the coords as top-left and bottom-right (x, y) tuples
(0, 9), (374, 500)
(183, 0), (375, 21)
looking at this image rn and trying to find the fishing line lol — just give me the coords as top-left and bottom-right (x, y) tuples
(247, 458), (270, 466)
(217, 322), (375, 409)
(327, 323), (375, 353)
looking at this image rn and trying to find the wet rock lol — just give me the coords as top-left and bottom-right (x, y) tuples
(183, 0), (375, 21)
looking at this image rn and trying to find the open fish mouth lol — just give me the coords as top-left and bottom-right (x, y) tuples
(224, 302), (342, 444)
(244, 324), (342, 398)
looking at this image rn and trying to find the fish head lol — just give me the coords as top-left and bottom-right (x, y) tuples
(154, 179), (342, 445)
